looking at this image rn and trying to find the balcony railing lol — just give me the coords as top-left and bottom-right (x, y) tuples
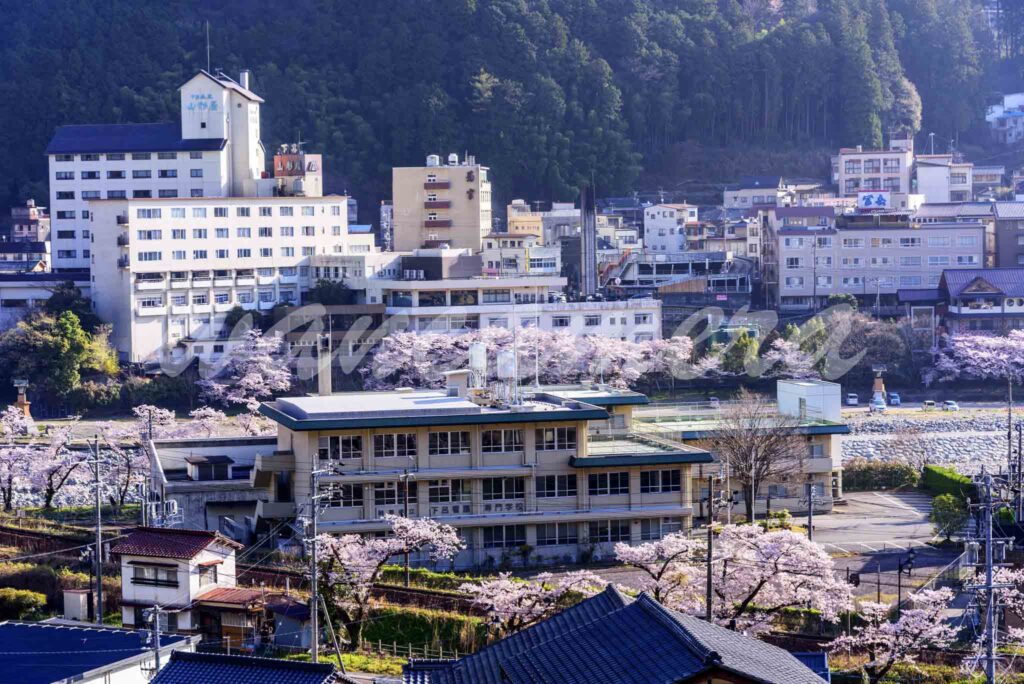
(424, 200), (451, 209)
(131, 577), (179, 588)
(116, 215), (130, 225)
(424, 219), (452, 228)
(424, 181), (450, 190)
(117, 234), (129, 246)
(117, 256), (130, 269)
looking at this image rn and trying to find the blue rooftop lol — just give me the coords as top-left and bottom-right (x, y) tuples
(152, 651), (338, 684)
(0, 621), (190, 684)
(47, 122), (227, 155)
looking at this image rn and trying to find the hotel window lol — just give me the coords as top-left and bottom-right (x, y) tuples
(57, 250), (77, 259)
(640, 469), (681, 494)
(193, 229), (208, 239)
(190, 169), (203, 178)
(883, 178), (901, 192)
(374, 433), (417, 458)
(957, 255), (979, 265)
(374, 482), (416, 507)
(536, 427), (577, 451)
(841, 276), (863, 286)
(481, 429), (524, 453)
(136, 230), (162, 240)
(192, 249), (208, 259)
(899, 237), (921, 248)
(158, 169), (177, 178)
(238, 292), (253, 304)
(171, 229), (185, 240)
(79, 171), (99, 180)
(260, 248), (273, 257)
(302, 206), (315, 216)
(193, 208), (207, 218)
(816, 237), (832, 248)
(258, 227), (273, 238)
(56, 230), (75, 239)
(302, 226), (316, 236)
(132, 170), (151, 179)
(190, 151), (203, 160)
(157, 152), (177, 160)
(56, 211), (75, 219)
(214, 207), (228, 218)
(635, 314), (652, 325)
(237, 248), (251, 258)
(302, 247), (314, 256)
(138, 252), (161, 262)
(215, 228), (229, 238)
(900, 276), (922, 286)
(172, 250), (186, 260)
(317, 435), (363, 460)
(536, 474), (577, 498)
(482, 477), (525, 501)
(237, 207), (251, 217)
(54, 154), (74, 162)
(321, 483), (363, 508)
(588, 472), (629, 496)
(260, 207), (273, 217)
(588, 519), (630, 543)
(138, 297), (163, 308)
(959, 235), (979, 247)
(170, 295), (186, 306)
(883, 158), (900, 172)
(428, 431), (471, 456)
(133, 190), (152, 198)
(482, 289), (511, 303)
(214, 292), (230, 304)
(281, 226), (295, 237)
(584, 315), (601, 326)
(537, 523), (578, 546)
(899, 256), (921, 266)
(280, 206), (294, 217)
(282, 247), (295, 257)
(170, 208), (186, 218)
(841, 238), (863, 248)
(482, 525), (526, 549)
(237, 227), (251, 238)
(928, 256), (950, 266)
(107, 170), (125, 179)
(55, 171), (74, 180)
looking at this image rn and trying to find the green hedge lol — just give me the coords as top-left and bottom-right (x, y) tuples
(922, 464), (976, 499)
(842, 459), (919, 492)
(362, 605), (487, 654)
(0, 588), (46, 619)
(377, 565), (491, 593)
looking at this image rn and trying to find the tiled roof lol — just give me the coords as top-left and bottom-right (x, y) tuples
(111, 526), (242, 560)
(47, 122), (227, 155)
(0, 621), (190, 684)
(151, 651), (337, 684)
(196, 586), (264, 606)
(405, 588), (824, 684)
(995, 202), (1024, 219)
(941, 268), (1024, 298)
(897, 288), (943, 303)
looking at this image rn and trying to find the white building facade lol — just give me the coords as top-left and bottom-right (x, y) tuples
(643, 204), (699, 252)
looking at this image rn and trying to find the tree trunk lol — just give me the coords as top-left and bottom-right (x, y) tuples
(744, 484), (754, 520)
(343, 618), (363, 652)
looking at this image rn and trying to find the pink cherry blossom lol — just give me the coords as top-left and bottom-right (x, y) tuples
(614, 532), (704, 611)
(461, 570), (606, 636)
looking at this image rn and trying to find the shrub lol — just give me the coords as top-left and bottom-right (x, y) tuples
(922, 464), (976, 499)
(362, 605), (486, 654)
(377, 565), (488, 593)
(68, 380), (122, 413)
(0, 588), (46, 619)
(0, 563), (60, 604)
(930, 493), (968, 540)
(842, 458), (919, 492)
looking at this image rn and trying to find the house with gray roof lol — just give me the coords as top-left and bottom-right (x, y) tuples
(403, 586), (827, 684)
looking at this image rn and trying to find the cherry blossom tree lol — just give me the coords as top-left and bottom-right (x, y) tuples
(0, 407), (33, 510)
(200, 328), (292, 416)
(189, 406), (229, 437)
(614, 532), (704, 611)
(25, 424), (81, 509)
(131, 404), (178, 440)
(461, 570), (606, 637)
(712, 524), (852, 632)
(317, 515), (462, 649)
(762, 337), (820, 380)
(928, 331), (1024, 466)
(831, 588), (955, 684)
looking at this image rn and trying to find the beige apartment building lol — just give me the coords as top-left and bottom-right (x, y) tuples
(773, 216), (986, 311)
(392, 154), (492, 252)
(835, 138), (914, 209)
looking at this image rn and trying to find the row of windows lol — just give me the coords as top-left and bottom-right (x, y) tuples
(784, 275), (942, 288)
(53, 187), (204, 200)
(316, 428), (580, 460)
(137, 247), (315, 261)
(139, 288), (297, 308)
(783, 235), (979, 249)
(785, 255), (978, 268)
(317, 470), (682, 506)
(55, 152), (203, 162)
(57, 169), (201, 181)
(137, 226), (339, 240)
(136, 206), (338, 219)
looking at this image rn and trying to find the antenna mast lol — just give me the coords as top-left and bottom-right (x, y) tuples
(205, 21), (211, 73)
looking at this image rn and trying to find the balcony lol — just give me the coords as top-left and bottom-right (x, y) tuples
(237, 276), (256, 286)
(130, 577), (178, 588)
(117, 256), (130, 269)
(424, 218), (452, 228)
(424, 181), (450, 190)
(117, 233), (129, 247)
(240, 300), (258, 311)
(192, 304), (212, 314)
(135, 278), (165, 291)
(424, 200), (451, 209)
(170, 279), (189, 289)
(279, 273), (298, 284)
(214, 302), (234, 313)
(116, 215), (130, 225)
(136, 305), (167, 317)
(258, 300), (276, 310)
(170, 304), (190, 314)
(213, 277), (233, 287)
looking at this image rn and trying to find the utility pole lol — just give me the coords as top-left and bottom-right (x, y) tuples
(705, 473), (714, 622)
(92, 436), (103, 624)
(307, 470), (325, 664)
(401, 470), (411, 588)
(146, 606), (163, 670)
(1017, 423), (1023, 521)
(806, 480), (816, 543)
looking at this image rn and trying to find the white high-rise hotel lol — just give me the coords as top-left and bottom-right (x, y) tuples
(47, 70), (367, 363)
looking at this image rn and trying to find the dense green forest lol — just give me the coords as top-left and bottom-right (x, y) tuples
(0, 0), (1016, 218)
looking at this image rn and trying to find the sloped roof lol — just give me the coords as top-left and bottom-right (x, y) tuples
(111, 526), (242, 560)
(405, 588), (824, 684)
(151, 651), (338, 684)
(771, 206), (836, 218)
(196, 586), (264, 606)
(0, 621), (190, 684)
(47, 122), (227, 155)
(940, 268), (1024, 298)
(995, 202), (1024, 219)
(915, 203), (995, 219)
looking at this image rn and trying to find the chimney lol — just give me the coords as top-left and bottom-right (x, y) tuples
(316, 334), (332, 396)
(239, 69), (251, 90)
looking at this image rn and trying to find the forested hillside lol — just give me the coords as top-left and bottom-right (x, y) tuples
(0, 0), (1008, 218)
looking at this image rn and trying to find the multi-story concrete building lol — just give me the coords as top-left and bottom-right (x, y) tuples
(722, 176), (789, 209)
(0, 271), (90, 328)
(506, 199), (583, 245)
(643, 204), (699, 252)
(89, 195), (355, 363)
(481, 233), (560, 277)
(151, 382), (714, 568)
(973, 165), (1005, 194)
(993, 202), (1024, 266)
(773, 215), (986, 311)
(915, 154), (974, 203)
(8, 199), (50, 242)
(392, 153), (492, 252)
(506, 199), (543, 239)
(835, 138), (914, 209)
(46, 70), (269, 272)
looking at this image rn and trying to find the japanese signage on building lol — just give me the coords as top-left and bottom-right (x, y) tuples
(857, 191), (891, 211)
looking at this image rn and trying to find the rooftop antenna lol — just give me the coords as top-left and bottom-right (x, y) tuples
(205, 21), (211, 73)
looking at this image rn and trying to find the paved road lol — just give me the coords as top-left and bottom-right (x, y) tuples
(812, 490), (936, 554)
